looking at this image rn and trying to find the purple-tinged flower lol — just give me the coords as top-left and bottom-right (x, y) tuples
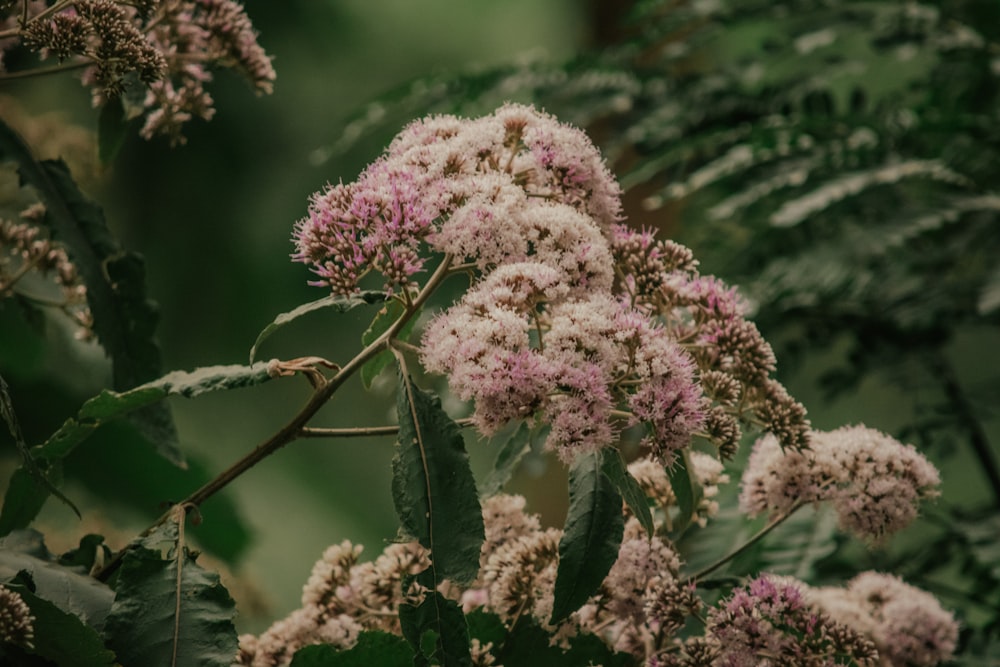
(740, 425), (941, 541)
(708, 575), (877, 666)
(292, 159), (441, 294)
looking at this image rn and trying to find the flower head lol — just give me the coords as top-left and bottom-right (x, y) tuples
(740, 425), (941, 541)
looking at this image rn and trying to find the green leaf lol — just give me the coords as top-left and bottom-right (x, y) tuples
(0, 466), (60, 537)
(290, 632), (413, 667)
(0, 534), (115, 632)
(601, 449), (654, 538)
(0, 118), (169, 402)
(3, 583), (117, 667)
(36, 364), (274, 465)
(497, 617), (634, 667)
(97, 97), (129, 165)
(0, 373), (79, 521)
(249, 291), (386, 364)
(393, 366), (484, 586)
(550, 450), (624, 624)
(360, 299), (416, 389)
(398, 570), (472, 667)
(667, 449), (702, 535)
(465, 610), (507, 648)
(104, 528), (238, 667)
(480, 422), (532, 497)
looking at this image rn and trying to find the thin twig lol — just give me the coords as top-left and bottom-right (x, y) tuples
(94, 255), (455, 582)
(300, 417), (474, 439)
(0, 60), (90, 81)
(687, 501), (805, 581)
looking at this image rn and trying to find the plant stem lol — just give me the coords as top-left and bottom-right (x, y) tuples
(300, 417), (474, 439)
(687, 501), (805, 581)
(95, 255), (454, 582)
(0, 60), (90, 81)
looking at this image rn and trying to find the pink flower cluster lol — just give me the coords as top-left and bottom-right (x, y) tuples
(707, 575), (878, 666)
(739, 424), (941, 541)
(809, 572), (959, 667)
(295, 104), (710, 462)
(3, 0), (275, 144)
(294, 103), (622, 295)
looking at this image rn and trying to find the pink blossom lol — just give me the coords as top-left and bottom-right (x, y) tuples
(740, 425), (941, 541)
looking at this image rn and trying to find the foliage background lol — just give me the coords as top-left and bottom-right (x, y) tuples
(1, 0), (998, 658)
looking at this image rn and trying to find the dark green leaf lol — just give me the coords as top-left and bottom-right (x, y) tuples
(667, 450), (702, 535)
(0, 120), (166, 387)
(393, 366), (484, 586)
(36, 364), (274, 465)
(550, 450), (624, 624)
(360, 299), (415, 389)
(249, 291), (386, 364)
(480, 422), (532, 497)
(398, 570), (472, 667)
(0, 120), (175, 471)
(0, 466), (58, 537)
(290, 632), (413, 667)
(602, 448), (654, 538)
(498, 617), (634, 667)
(465, 610), (507, 648)
(3, 583), (117, 666)
(0, 373), (79, 519)
(0, 536), (115, 632)
(104, 530), (238, 667)
(97, 97), (129, 165)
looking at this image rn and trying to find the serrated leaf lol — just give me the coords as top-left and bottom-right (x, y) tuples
(550, 450), (624, 624)
(601, 449), (654, 538)
(3, 583), (117, 666)
(0, 120), (166, 391)
(480, 422), (532, 497)
(104, 534), (237, 667)
(97, 97), (129, 165)
(36, 364), (273, 465)
(0, 533), (115, 632)
(398, 570), (472, 667)
(667, 449), (702, 535)
(392, 366), (484, 586)
(249, 291), (386, 364)
(360, 299), (416, 389)
(290, 632), (413, 667)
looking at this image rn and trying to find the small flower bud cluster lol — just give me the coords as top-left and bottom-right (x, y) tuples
(739, 424), (941, 541)
(0, 584), (34, 650)
(613, 224), (811, 455)
(706, 575), (879, 666)
(247, 488), (958, 667)
(806, 572), (959, 667)
(236, 539), (429, 667)
(3, 0), (274, 144)
(1, 205), (94, 340)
